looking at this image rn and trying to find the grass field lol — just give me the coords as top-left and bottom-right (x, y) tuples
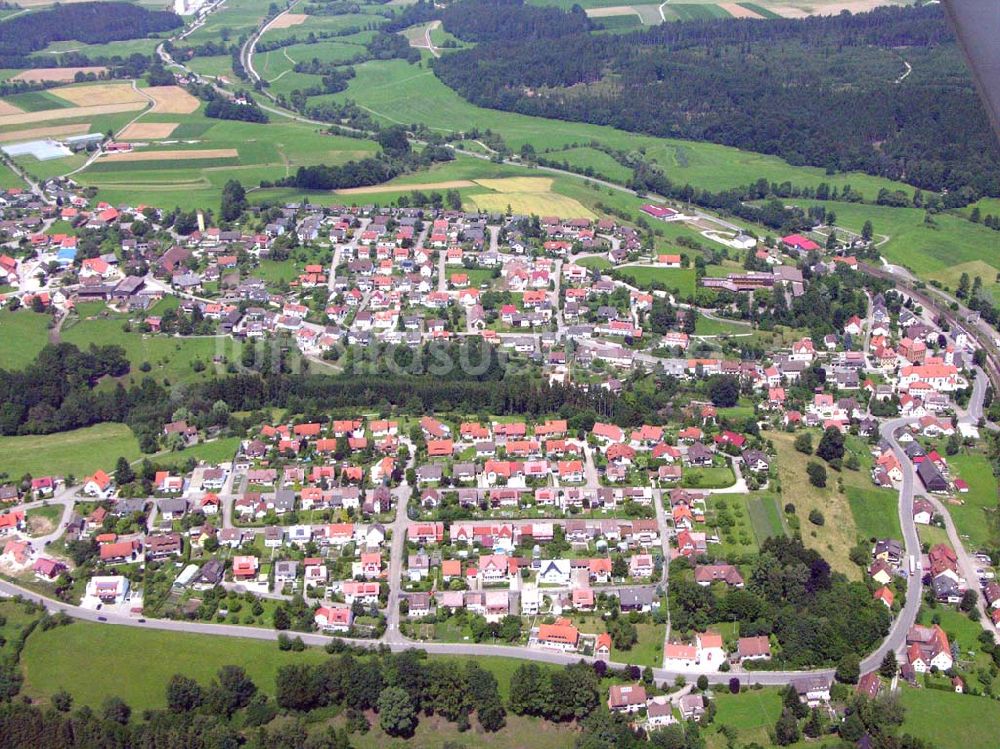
(22, 617), (578, 749)
(154, 437), (243, 468)
(21, 621), (329, 711)
(60, 315), (243, 387)
(0, 309), (51, 369)
(746, 493), (787, 544)
(942, 452), (998, 549)
(612, 265), (697, 296)
(0, 600), (42, 658)
(0, 423), (141, 478)
(846, 485), (902, 540)
(771, 431), (875, 577)
(693, 312), (752, 336)
(783, 199), (1000, 298)
(710, 687), (783, 748)
(900, 686), (1000, 749)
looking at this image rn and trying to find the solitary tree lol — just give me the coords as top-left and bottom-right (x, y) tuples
(879, 650), (898, 678)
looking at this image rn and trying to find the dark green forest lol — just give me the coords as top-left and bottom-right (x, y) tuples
(432, 1), (999, 201)
(0, 3), (181, 61)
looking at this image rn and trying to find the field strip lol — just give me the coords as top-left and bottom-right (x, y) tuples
(585, 6), (642, 18)
(335, 179), (476, 195)
(99, 148), (239, 162)
(118, 122), (179, 140)
(12, 66), (108, 83)
(267, 12), (308, 29)
(0, 100), (22, 115)
(473, 177), (553, 193)
(0, 123), (89, 142)
(719, 2), (763, 17)
(78, 179), (215, 190)
(0, 102), (145, 128)
(53, 83), (146, 106)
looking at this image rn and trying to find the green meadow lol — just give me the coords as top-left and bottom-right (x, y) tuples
(0, 309), (52, 368)
(0, 423), (141, 478)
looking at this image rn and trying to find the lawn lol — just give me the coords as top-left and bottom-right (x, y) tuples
(576, 618), (665, 668)
(694, 312), (752, 336)
(0, 423), (141, 478)
(612, 266), (697, 297)
(708, 687), (783, 749)
(0, 309), (52, 369)
(900, 686), (1000, 749)
(846, 486), (902, 541)
(575, 255), (611, 271)
(682, 464), (736, 489)
(944, 451), (999, 549)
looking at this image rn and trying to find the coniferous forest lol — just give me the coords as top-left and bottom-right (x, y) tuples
(432, 1), (1000, 201)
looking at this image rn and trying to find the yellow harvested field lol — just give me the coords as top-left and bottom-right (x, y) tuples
(0, 102), (145, 128)
(12, 67), (107, 83)
(144, 86), (200, 114)
(100, 148), (239, 162)
(0, 101), (22, 116)
(336, 179), (476, 195)
(473, 177), (554, 193)
(719, 2), (763, 17)
(117, 122), (179, 140)
(467, 192), (595, 219)
(268, 12), (309, 29)
(585, 6), (641, 17)
(53, 83), (146, 106)
(0, 123), (90, 142)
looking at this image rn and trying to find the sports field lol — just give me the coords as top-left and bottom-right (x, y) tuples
(0, 423), (141, 478)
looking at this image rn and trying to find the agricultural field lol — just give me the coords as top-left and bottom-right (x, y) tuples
(0, 423), (141, 478)
(21, 620), (329, 712)
(75, 114), (381, 210)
